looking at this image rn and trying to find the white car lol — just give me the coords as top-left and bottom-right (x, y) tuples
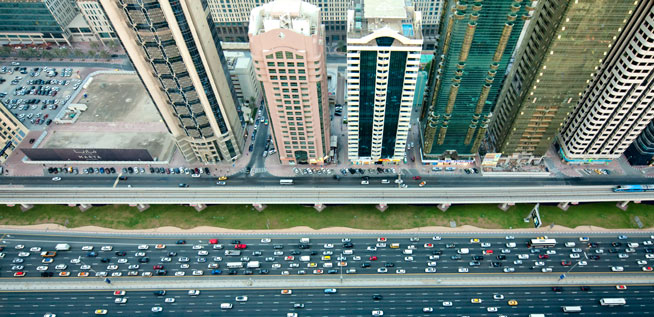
(376, 243), (386, 248)
(128, 264), (140, 270)
(36, 265), (48, 271)
(96, 272), (108, 277)
(175, 271), (185, 276)
(235, 296), (248, 302)
(352, 256), (361, 261)
(106, 265), (118, 270)
(70, 258), (81, 264)
(14, 245), (25, 250)
(425, 267), (436, 273)
(30, 247), (42, 252)
(164, 298), (175, 303)
(611, 266), (624, 272)
(101, 246), (113, 251)
(505, 242), (516, 248)
(395, 269), (406, 274)
(377, 267), (388, 273)
(117, 258), (128, 264)
(546, 250), (556, 255)
(442, 301), (452, 306)
(272, 264), (282, 269)
(570, 253), (580, 259)
(487, 307), (498, 312)
(505, 236), (515, 240)
(192, 245), (202, 250)
(111, 272), (122, 277)
(138, 245), (149, 250)
(180, 264), (190, 269)
(433, 236), (442, 241)
(18, 252), (30, 257)
(55, 264), (67, 270)
(481, 242), (491, 248)
(518, 254), (529, 260)
(324, 244), (334, 248)
(81, 246), (94, 251)
(427, 261), (437, 267)
(261, 238), (271, 243)
(151, 307), (163, 312)
(578, 261), (588, 266)
(458, 267), (469, 273)
(618, 253), (629, 259)
(541, 267), (553, 273)
(513, 260), (523, 265)
(188, 290), (200, 296)
(198, 250), (208, 256)
(372, 310), (384, 316)
(161, 257), (172, 262)
(404, 256), (414, 261)
(192, 270), (204, 276)
(637, 260), (647, 265)
(80, 265), (91, 270)
(647, 254), (654, 259)
(579, 237), (589, 242)
(115, 298), (127, 304)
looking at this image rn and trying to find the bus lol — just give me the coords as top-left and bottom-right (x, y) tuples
(528, 238), (557, 248)
(280, 179), (294, 185)
(562, 306), (582, 312)
(600, 298), (626, 306)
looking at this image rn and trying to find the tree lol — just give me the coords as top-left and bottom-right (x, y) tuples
(73, 49), (83, 57)
(90, 41), (100, 50)
(88, 50), (96, 58)
(99, 50), (110, 59)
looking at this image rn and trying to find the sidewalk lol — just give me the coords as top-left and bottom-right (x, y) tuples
(1, 273), (651, 291)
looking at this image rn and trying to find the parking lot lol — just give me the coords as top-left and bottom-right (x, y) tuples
(0, 62), (82, 130)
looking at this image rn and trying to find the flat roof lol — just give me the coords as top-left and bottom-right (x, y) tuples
(364, 0), (407, 19)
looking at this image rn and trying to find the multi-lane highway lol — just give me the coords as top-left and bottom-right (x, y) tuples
(2, 285), (653, 316)
(3, 232), (654, 279)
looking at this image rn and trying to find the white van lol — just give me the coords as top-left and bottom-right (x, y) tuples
(300, 238), (310, 243)
(458, 248), (469, 255)
(246, 261), (260, 268)
(323, 262), (333, 268)
(300, 256), (311, 262)
(565, 242), (576, 247)
(403, 249), (413, 255)
(220, 303), (233, 309)
(562, 306), (582, 312)
(55, 244), (70, 251)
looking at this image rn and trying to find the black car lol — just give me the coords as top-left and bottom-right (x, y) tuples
(327, 269), (338, 274)
(100, 258), (111, 263)
(343, 242), (354, 248)
(496, 255), (506, 260)
(432, 250), (443, 255)
(589, 255), (600, 260)
(491, 261), (503, 267)
(298, 244), (310, 249)
(552, 287), (562, 292)
(87, 251), (97, 257)
(155, 269), (167, 276)
(253, 251), (263, 256)
(149, 167), (154, 173)
(273, 244), (284, 249)
(228, 269), (238, 275)
(361, 262), (371, 268)
(110, 167), (116, 173)
(290, 250), (301, 255)
(139, 257), (150, 263)
(243, 270), (253, 275)
(231, 240), (240, 244)
(204, 167), (210, 174)
(473, 255), (484, 261)
(259, 269), (269, 275)
(310, 251), (318, 256)
(450, 255), (462, 260)
(372, 294), (383, 300)
(580, 286), (590, 291)
(168, 251), (177, 256)
(115, 251), (126, 256)
(154, 290), (166, 296)
(384, 263), (394, 267)
(249, 144), (254, 152)
(176, 240), (186, 244)
(611, 242), (622, 247)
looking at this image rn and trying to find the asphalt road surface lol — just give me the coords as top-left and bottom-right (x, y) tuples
(1, 285), (652, 316)
(2, 233), (654, 279)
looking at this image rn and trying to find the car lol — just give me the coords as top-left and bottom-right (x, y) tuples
(541, 267), (553, 272)
(580, 286), (591, 291)
(151, 307), (163, 312)
(377, 267), (388, 273)
(422, 307), (433, 313)
(113, 290), (126, 296)
(611, 266), (624, 272)
(94, 310), (107, 315)
(487, 307), (498, 312)
(369, 256), (378, 261)
(471, 298), (482, 303)
(114, 298), (127, 304)
(138, 244), (149, 250)
(425, 267), (436, 273)
(458, 267), (469, 273)
(281, 289), (292, 295)
(372, 310), (384, 316)
(324, 288), (337, 294)
(101, 246), (113, 251)
(155, 244), (166, 249)
(164, 298), (175, 303)
(618, 235), (628, 240)
(51, 177), (61, 181)
(508, 299), (518, 306)
(570, 253), (580, 259)
(14, 271), (26, 277)
(176, 240), (186, 244)
(561, 260), (572, 266)
(235, 295), (248, 302)
(470, 238), (480, 243)
(579, 237), (590, 242)
(538, 254), (549, 259)
(188, 290), (200, 296)
(395, 269), (406, 274)
(616, 285), (627, 290)
(235, 244), (247, 249)
(154, 290), (166, 296)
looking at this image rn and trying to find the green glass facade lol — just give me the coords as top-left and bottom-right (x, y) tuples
(0, 2), (65, 39)
(357, 50), (377, 157)
(422, 0), (528, 158)
(489, 0), (637, 157)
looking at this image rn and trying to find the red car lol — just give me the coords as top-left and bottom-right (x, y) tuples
(235, 244), (247, 249)
(209, 239), (218, 244)
(412, 176), (421, 180)
(369, 256), (378, 261)
(483, 250), (493, 255)
(153, 265), (164, 270)
(538, 254), (549, 259)
(561, 260), (572, 266)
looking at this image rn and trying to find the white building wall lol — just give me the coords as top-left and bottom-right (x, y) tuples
(77, 0), (117, 41)
(559, 3), (654, 161)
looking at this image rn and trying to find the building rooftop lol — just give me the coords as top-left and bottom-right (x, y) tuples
(249, 0), (320, 37)
(364, 0), (407, 19)
(224, 51), (252, 71)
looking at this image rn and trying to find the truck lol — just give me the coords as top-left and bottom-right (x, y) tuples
(246, 261), (260, 268)
(55, 244), (70, 251)
(300, 238), (310, 243)
(41, 251), (57, 258)
(226, 262), (244, 269)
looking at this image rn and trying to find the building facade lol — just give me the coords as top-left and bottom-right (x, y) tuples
(224, 51), (263, 116)
(346, 0), (422, 164)
(625, 121), (654, 166)
(77, 0), (117, 42)
(100, 0), (245, 163)
(0, 0), (77, 45)
(207, 0), (441, 49)
(558, 0), (654, 163)
(422, 0), (529, 161)
(488, 0), (638, 159)
(0, 101), (28, 164)
(249, 0), (330, 165)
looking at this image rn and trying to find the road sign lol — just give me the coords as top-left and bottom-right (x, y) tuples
(529, 203), (542, 228)
(104, 278), (111, 284)
(559, 274), (565, 280)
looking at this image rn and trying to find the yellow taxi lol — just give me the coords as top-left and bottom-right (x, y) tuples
(218, 176), (228, 181)
(471, 298), (482, 304)
(508, 300), (518, 306)
(94, 309), (107, 315)
(308, 262), (317, 268)
(470, 238), (480, 243)
(321, 255), (331, 261)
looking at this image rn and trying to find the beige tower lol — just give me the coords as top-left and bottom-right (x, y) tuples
(249, 0), (330, 165)
(100, 0), (245, 163)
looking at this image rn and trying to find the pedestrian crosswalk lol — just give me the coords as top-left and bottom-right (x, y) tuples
(253, 167), (267, 174)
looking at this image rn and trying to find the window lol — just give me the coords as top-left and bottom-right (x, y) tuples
(267, 62), (274, 67)
(286, 51), (294, 59)
(275, 51), (283, 59)
(277, 62), (285, 66)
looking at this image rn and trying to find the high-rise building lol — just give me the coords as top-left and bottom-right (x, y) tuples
(0, 101), (28, 164)
(249, 0), (330, 165)
(421, 0), (529, 161)
(100, 0), (245, 163)
(488, 0), (638, 159)
(625, 121), (654, 166)
(207, 0), (441, 49)
(224, 51), (263, 113)
(0, 0), (78, 45)
(77, 0), (117, 43)
(558, 1), (654, 163)
(346, 0), (422, 164)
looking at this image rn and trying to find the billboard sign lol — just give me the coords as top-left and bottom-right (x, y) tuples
(21, 148), (154, 162)
(481, 153), (502, 167)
